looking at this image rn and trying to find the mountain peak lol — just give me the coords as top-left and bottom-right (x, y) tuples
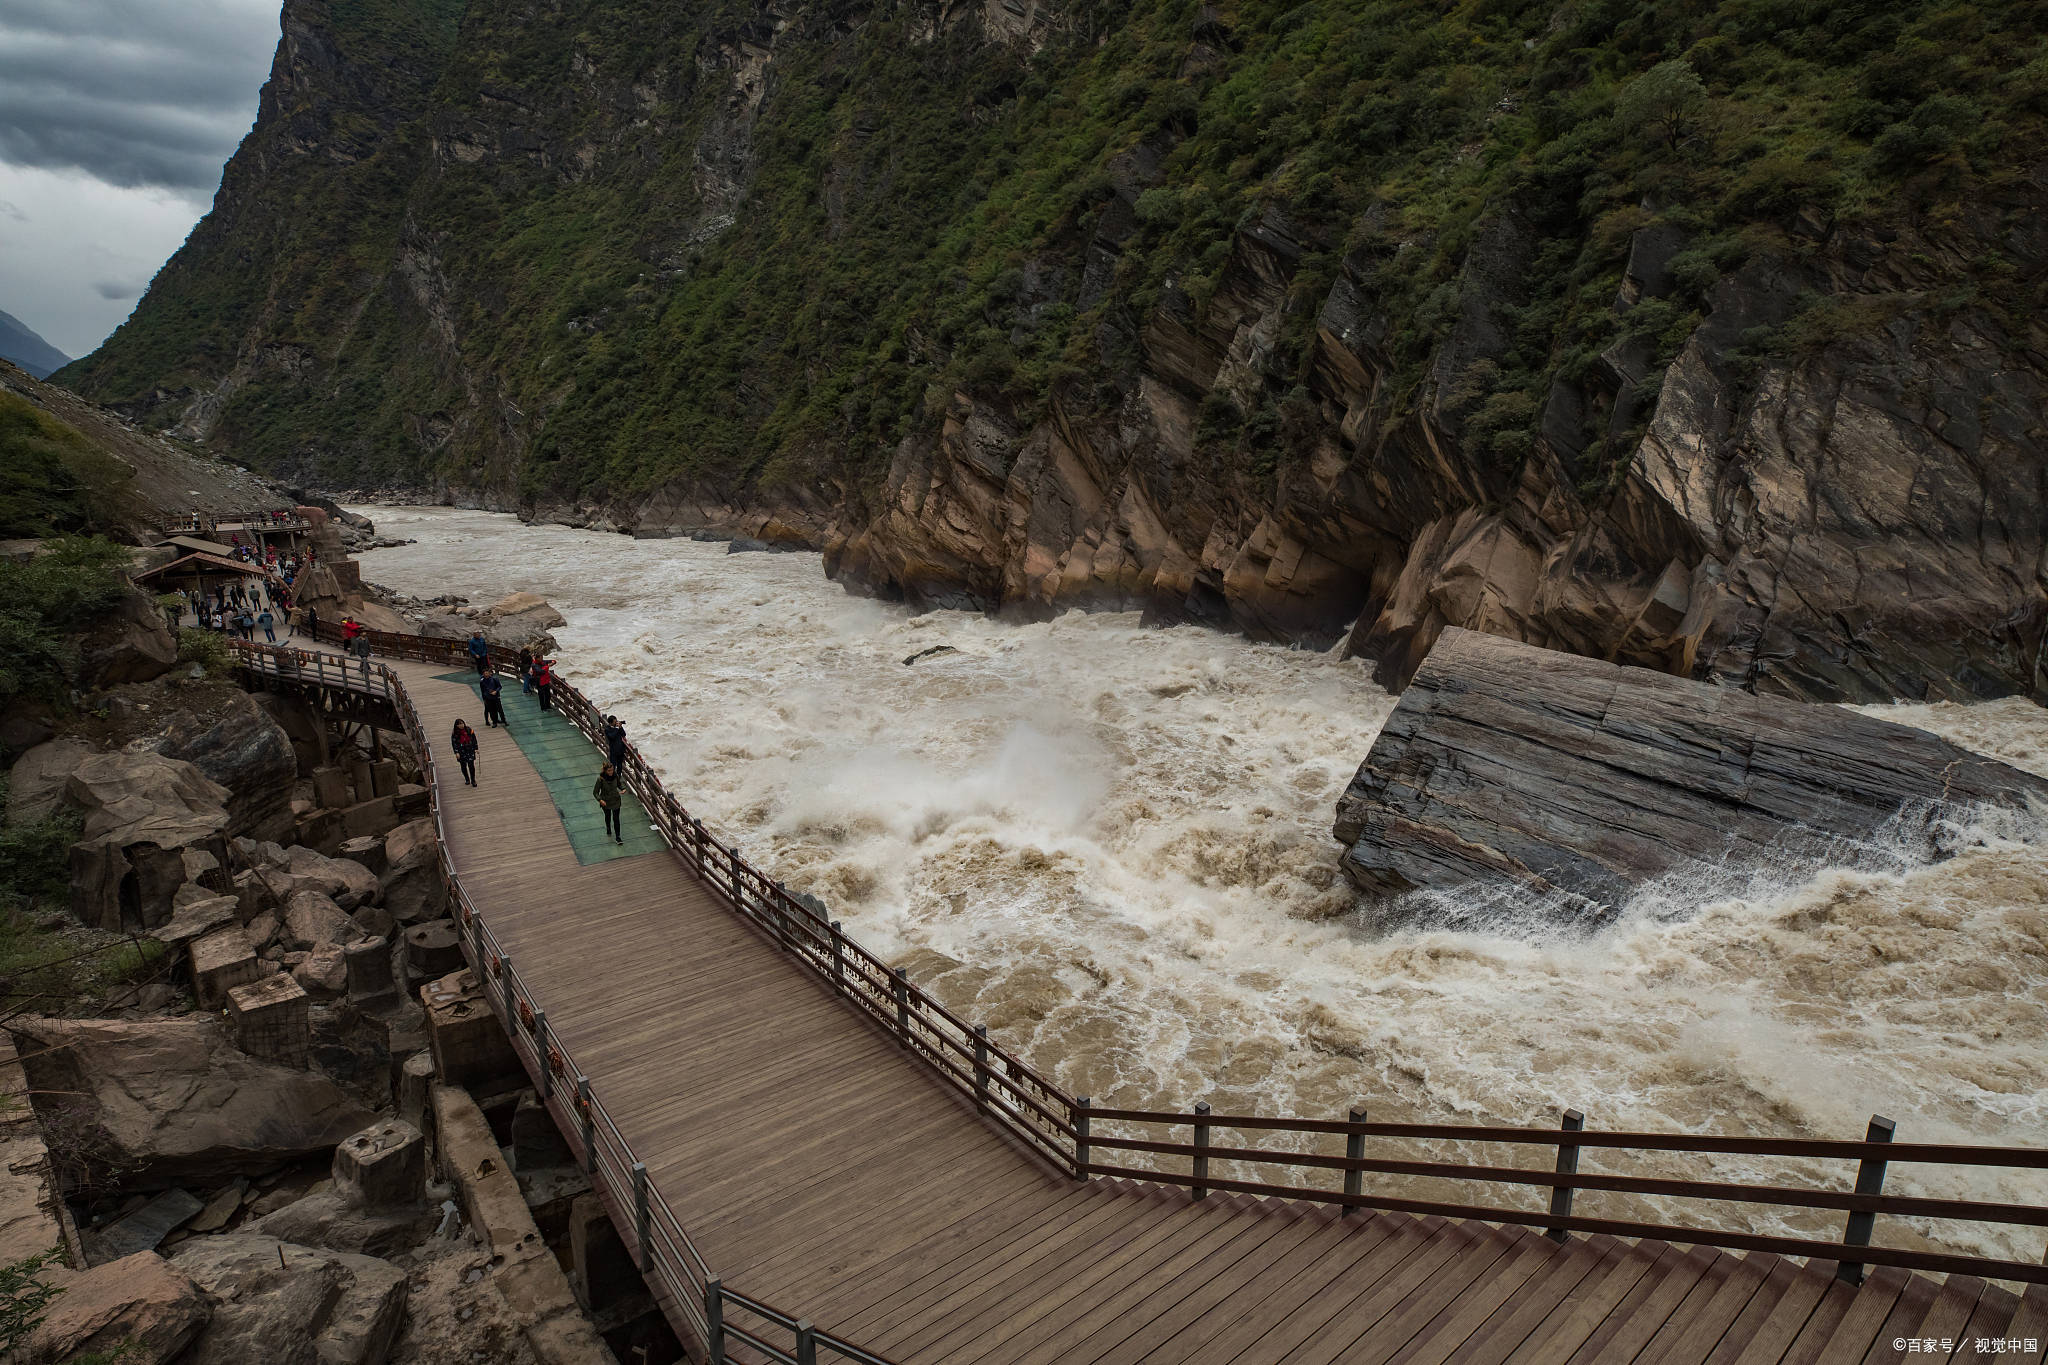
(0, 310), (71, 380)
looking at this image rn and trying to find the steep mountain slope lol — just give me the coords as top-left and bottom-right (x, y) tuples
(60, 0), (2048, 702)
(0, 310), (69, 380)
(0, 360), (282, 539)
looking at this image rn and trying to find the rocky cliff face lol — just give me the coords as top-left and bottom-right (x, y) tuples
(59, 0), (2048, 704)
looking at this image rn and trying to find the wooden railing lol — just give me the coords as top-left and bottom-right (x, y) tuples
(308, 619), (473, 667)
(231, 637), (897, 1363)
(229, 640), (400, 704)
(229, 634), (2048, 1300)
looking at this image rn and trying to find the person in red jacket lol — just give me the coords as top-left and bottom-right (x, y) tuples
(533, 657), (554, 713)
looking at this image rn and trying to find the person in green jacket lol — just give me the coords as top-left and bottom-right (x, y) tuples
(593, 763), (623, 844)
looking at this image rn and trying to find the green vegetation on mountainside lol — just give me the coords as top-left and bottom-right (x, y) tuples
(62, 0), (2048, 503)
(54, 0), (466, 473)
(0, 395), (143, 539)
(0, 537), (133, 707)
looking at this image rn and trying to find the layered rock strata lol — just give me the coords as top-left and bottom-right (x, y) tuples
(1333, 628), (2048, 922)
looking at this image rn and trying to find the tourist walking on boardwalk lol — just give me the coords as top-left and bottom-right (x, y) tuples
(257, 606), (276, 642)
(451, 719), (479, 787)
(533, 656), (554, 712)
(304, 605), (319, 642)
(342, 615), (363, 650)
(516, 647), (534, 694)
(603, 715), (628, 770)
(467, 629), (489, 675)
(480, 670), (507, 727)
(593, 762), (623, 844)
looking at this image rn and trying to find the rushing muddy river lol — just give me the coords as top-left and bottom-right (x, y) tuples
(353, 505), (2048, 1257)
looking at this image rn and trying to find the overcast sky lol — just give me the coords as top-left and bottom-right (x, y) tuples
(0, 0), (283, 360)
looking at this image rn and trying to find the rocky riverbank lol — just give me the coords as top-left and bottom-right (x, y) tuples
(0, 529), (663, 1363)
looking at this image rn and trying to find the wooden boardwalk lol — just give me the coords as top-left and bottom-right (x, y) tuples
(308, 648), (2047, 1364)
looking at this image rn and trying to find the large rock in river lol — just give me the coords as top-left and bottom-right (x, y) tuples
(1333, 629), (2048, 921)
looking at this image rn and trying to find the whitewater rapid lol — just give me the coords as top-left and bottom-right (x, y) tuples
(354, 505), (2048, 1256)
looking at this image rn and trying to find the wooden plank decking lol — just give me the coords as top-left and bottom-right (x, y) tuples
(338, 652), (2047, 1363)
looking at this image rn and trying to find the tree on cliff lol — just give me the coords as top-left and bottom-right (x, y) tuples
(1617, 60), (1709, 148)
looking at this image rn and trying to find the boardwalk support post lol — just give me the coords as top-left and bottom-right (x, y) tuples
(1546, 1109), (1584, 1243)
(576, 1075), (594, 1175)
(704, 1276), (726, 1363)
(1074, 1096), (1090, 1179)
(532, 1010), (550, 1098)
(796, 1320), (818, 1365)
(1193, 1101), (1212, 1200)
(973, 1026), (990, 1112)
(499, 955), (516, 1034)
(1344, 1107), (1366, 1212)
(1837, 1115), (1894, 1285)
(632, 1161), (650, 1273)
(893, 968), (910, 1047)
(830, 922), (845, 995)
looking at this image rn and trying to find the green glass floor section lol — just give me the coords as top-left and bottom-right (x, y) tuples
(433, 672), (666, 865)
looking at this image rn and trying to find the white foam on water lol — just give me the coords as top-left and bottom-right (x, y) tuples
(356, 506), (2048, 1259)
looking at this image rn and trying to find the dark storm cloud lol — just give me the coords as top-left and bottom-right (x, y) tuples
(0, 0), (282, 192)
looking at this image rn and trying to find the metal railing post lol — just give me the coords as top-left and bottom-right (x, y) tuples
(632, 1161), (651, 1273)
(973, 1026), (990, 1112)
(532, 1010), (550, 1098)
(1074, 1096), (1090, 1179)
(728, 855), (743, 913)
(1547, 1109), (1585, 1243)
(1344, 1106), (1366, 1211)
(576, 1075), (594, 1175)
(1837, 1115), (1895, 1284)
(830, 922), (845, 995)
(796, 1320), (818, 1365)
(1193, 1101), (1211, 1200)
(892, 967), (911, 1047)
(499, 954), (516, 1031)
(704, 1276), (726, 1363)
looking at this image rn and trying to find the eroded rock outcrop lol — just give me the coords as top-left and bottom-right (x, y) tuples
(21, 1250), (210, 1365)
(153, 689), (300, 841)
(1333, 629), (2048, 923)
(168, 1234), (408, 1365)
(8, 1015), (376, 1186)
(76, 587), (180, 691)
(64, 749), (233, 931)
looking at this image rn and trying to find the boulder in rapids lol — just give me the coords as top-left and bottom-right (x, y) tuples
(1333, 629), (2048, 922)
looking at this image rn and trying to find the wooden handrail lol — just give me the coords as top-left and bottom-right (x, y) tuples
(231, 632), (2048, 1291)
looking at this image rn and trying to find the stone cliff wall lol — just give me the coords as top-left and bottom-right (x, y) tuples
(58, 0), (2048, 704)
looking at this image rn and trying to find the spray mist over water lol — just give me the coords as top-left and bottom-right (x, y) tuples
(358, 507), (2048, 1257)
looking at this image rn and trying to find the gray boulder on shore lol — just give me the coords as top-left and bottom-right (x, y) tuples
(1333, 628), (2048, 924)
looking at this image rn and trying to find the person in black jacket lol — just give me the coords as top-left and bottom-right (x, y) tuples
(451, 719), (479, 787)
(593, 763), (622, 844)
(603, 715), (628, 770)
(480, 671), (507, 728)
